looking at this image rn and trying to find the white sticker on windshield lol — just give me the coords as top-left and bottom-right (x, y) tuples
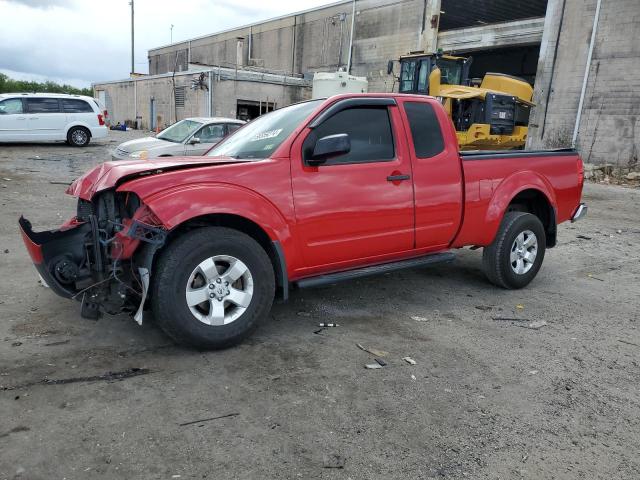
(250, 129), (282, 142)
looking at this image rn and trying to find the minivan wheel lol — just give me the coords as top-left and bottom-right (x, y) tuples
(482, 212), (546, 289)
(151, 227), (275, 349)
(67, 127), (90, 147)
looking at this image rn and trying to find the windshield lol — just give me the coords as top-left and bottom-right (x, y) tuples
(437, 59), (463, 85)
(157, 119), (202, 143)
(207, 100), (323, 159)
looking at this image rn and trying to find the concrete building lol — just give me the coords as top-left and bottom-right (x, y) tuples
(94, 66), (309, 130)
(94, 0), (640, 169)
(527, 0), (640, 172)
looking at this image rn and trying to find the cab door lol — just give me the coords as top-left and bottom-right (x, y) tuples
(291, 98), (415, 272)
(397, 98), (463, 249)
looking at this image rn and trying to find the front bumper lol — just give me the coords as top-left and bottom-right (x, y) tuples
(19, 216), (92, 299)
(571, 203), (588, 223)
(111, 150), (130, 161)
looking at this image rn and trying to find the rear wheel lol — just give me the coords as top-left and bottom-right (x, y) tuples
(67, 126), (90, 147)
(151, 227), (275, 349)
(482, 212), (546, 289)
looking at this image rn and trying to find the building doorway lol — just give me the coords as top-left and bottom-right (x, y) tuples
(236, 100), (276, 121)
(150, 98), (157, 131)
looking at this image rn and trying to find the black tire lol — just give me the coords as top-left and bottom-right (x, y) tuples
(151, 227), (275, 349)
(482, 212), (546, 289)
(67, 126), (91, 147)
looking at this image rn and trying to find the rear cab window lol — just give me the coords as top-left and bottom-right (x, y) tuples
(25, 98), (61, 113)
(403, 101), (445, 158)
(303, 106), (395, 165)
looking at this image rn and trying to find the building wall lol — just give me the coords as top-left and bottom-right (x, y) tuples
(528, 0), (640, 168)
(148, 0), (434, 92)
(94, 73), (309, 131)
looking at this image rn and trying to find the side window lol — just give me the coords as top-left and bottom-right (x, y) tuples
(399, 60), (417, 93)
(303, 106), (395, 165)
(227, 123), (242, 134)
(197, 124), (225, 142)
(61, 99), (93, 113)
(403, 101), (445, 158)
(26, 98), (61, 114)
(0, 98), (23, 114)
(417, 59), (430, 93)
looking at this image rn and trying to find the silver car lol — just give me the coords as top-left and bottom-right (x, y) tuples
(111, 117), (245, 160)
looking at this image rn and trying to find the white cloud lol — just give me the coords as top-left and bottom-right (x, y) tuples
(0, 68), (89, 88)
(0, 0), (337, 87)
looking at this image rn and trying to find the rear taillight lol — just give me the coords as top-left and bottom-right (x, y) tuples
(577, 158), (584, 186)
(97, 114), (105, 126)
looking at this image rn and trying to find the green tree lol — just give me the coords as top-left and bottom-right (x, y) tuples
(0, 73), (92, 96)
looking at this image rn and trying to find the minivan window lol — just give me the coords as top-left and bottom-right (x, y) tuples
(26, 98), (61, 113)
(303, 106), (395, 165)
(62, 99), (93, 113)
(0, 98), (23, 114)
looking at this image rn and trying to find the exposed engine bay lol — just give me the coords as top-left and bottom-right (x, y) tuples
(19, 190), (167, 321)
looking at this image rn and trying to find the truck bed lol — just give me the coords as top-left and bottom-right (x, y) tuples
(452, 148), (583, 248)
(460, 148), (577, 160)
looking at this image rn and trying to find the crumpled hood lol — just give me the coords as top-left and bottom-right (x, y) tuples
(115, 137), (172, 153)
(66, 156), (253, 200)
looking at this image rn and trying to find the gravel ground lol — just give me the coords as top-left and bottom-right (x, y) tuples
(1, 133), (639, 480)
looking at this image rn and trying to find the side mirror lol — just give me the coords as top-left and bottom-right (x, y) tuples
(189, 137), (200, 145)
(387, 60), (395, 75)
(309, 133), (350, 165)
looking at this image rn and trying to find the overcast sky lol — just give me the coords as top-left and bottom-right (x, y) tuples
(0, 0), (335, 87)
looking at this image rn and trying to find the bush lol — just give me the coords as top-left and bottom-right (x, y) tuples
(0, 73), (92, 97)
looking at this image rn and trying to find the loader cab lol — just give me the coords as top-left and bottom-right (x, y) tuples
(398, 54), (470, 94)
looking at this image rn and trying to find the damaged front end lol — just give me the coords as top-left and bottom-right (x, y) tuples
(19, 190), (166, 322)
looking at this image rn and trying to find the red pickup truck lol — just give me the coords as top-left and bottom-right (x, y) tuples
(19, 94), (586, 348)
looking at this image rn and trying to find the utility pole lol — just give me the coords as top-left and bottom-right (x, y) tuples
(170, 24), (174, 43)
(346, 0), (356, 73)
(130, 0), (135, 75)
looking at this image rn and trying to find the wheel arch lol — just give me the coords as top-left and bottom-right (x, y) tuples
(164, 213), (288, 299)
(505, 188), (557, 247)
(128, 184), (293, 300)
(484, 172), (558, 247)
(66, 123), (93, 138)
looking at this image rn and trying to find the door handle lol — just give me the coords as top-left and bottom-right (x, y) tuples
(387, 174), (410, 182)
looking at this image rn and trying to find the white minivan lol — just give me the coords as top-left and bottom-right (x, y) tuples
(0, 93), (108, 146)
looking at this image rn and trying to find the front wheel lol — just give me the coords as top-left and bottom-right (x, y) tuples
(151, 227), (275, 349)
(482, 212), (546, 289)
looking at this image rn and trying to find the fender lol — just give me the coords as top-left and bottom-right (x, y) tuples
(468, 171), (557, 246)
(127, 182), (291, 239)
(65, 121), (94, 135)
(117, 182), (298, 270)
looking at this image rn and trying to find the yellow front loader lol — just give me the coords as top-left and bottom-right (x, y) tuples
(395, 53), (534, 150)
